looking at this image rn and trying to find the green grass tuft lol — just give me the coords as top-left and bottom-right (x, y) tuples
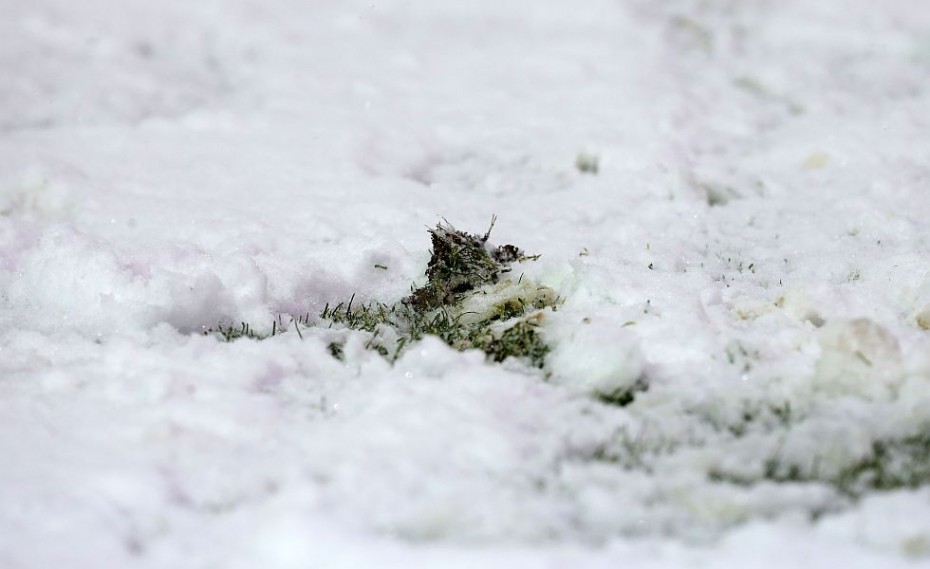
(203, 321), (270, 342)
(478, 320), (549, 368)
(207, 218), (559, 369)
(313, 218), (557, 366)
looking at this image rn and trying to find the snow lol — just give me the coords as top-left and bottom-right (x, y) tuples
(2, 0), (930, 566)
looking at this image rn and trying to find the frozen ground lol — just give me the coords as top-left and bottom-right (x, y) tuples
(2, 0), (930, 567)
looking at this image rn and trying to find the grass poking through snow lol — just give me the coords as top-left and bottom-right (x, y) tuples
(206, 218), (560, 368)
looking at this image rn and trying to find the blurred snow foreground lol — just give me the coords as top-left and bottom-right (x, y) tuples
(2, 0), (930, 567)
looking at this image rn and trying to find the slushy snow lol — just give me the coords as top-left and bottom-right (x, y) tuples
(2, 0), (930, 567)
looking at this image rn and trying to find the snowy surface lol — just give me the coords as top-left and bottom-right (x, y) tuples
(2, 0), (930, 567)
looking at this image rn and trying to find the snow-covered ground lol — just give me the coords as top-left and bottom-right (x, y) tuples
(2, 0), (930, 566)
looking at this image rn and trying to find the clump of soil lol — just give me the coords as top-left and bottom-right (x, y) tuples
(408, 218), (536, 310)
